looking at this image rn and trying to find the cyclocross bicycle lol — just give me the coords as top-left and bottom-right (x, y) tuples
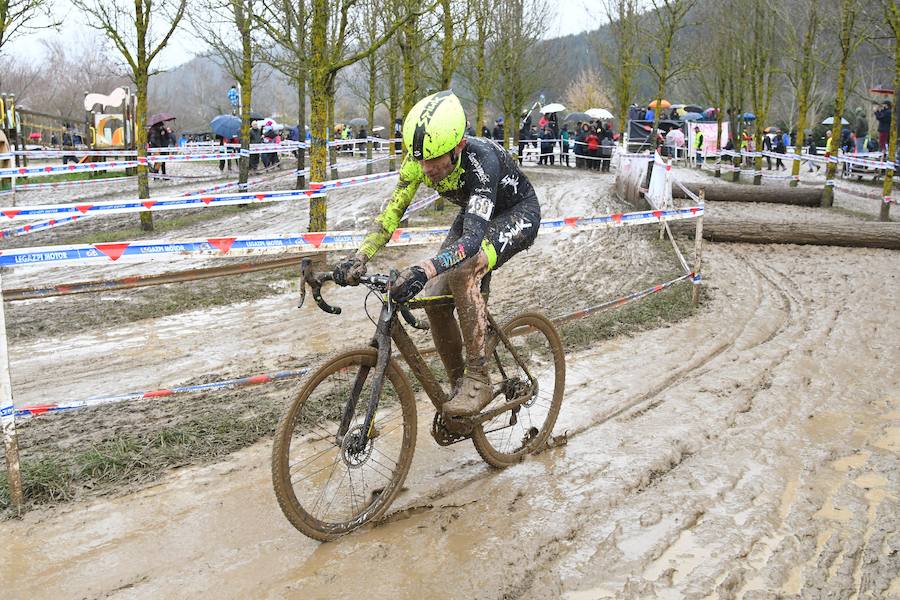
(272, 259), (565, 541)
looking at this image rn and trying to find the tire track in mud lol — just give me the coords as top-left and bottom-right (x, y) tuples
(501, 246), (839, 598)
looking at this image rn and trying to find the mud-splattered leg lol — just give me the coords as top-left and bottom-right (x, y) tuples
(422, 274), (465, 391)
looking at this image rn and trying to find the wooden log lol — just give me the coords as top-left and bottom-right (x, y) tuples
(673, 183), (822, 206)
(669, 217), (900, 250)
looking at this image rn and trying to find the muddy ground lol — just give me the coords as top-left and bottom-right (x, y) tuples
(1, 158), (898, 599)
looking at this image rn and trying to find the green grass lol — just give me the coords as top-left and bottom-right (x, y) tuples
(58, 204), (263, 245)
(19, 170), (132, 184)
(0, 458), (74, 507)
(558, 281), (700, 353)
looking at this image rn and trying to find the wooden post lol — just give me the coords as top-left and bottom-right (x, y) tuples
(366, 137), (373, 175)
(0, 276), (24, 514)
(692, 189), (705, 307)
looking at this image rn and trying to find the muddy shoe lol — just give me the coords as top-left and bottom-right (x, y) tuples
(442, 366), (492, 418)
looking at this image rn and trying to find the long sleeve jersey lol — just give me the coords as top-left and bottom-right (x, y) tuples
(358, 136), (535, 276)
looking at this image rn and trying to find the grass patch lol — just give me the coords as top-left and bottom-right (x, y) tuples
(59, 204), (264, 245)
(0, 458), (74, 507)
(19, 170), (132, 185)
(558, 280), (700, 353)
(1, 398), (285, 515)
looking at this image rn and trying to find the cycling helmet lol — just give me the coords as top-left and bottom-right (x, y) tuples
(402, 90), (466, 160)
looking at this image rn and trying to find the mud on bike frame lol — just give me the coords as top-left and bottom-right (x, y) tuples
(298, 258), (541, 446)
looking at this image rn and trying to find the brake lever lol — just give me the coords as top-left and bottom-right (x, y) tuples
(298, 258), (341, 314)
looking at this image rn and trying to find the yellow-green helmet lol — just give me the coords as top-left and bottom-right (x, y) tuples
(403, 90), (466, 160)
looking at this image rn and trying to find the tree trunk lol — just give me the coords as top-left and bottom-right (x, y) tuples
(670, 217), (900, 249)
(239, 11), (252, 191)
(309, 0), (328, 232)
(880, 7), (899, 222)
(296, 72), (307, 189)
(822, 0), (857, 208)
(672, 183), (822, 206)
(135, 74), (153, 231)
(439, 0), (454, 89)
(327, 84), (338, 181)
(366, 53), (375, 176)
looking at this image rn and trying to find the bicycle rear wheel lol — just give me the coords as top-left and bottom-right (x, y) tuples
(272, 347), (417, 541)
(472, 312), (565, 468)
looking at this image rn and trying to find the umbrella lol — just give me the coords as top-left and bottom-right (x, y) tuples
(372, 126), (385, 133)
(564, 111), (592, 122)
(586, 108), (614, 120)
(149, 112), (176, 126)
(764, 126), (775, 133)
(348, 117), (368, 126)
(648, 99), (671, 109)
(540, 103), (566, 114)
(665, 129), (685, 147)
(682, 112), (703, 121)
(742, 112), (756, 121)
(29, 132), (42, 140)
(247, 111), (265, 120)
(703, 107), (719, 117)
(870, 87), (894, 95)
(821, 116), (849, 125)
(210, 115), (241, 139)
(683, 104), (703, 114)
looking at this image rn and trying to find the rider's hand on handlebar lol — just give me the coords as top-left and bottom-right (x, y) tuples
(332, 253), (368, 286)
(390, 265), (428, 303)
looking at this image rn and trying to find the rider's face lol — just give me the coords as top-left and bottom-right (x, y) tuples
(422, 151), (454, 183)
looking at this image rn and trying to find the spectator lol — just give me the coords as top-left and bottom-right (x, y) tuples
(518, 121), (530, 165)
(539, 127), (555, 165)
(249, 121), (262, 171)
(646, 108), (655, 122)
(357, 126), (367, 154)
(774, 128), (787, 170)
(148, 122), (173, 175)
(574, 123), (589, 169)
(465, 121), (475, 136)
(762, 132), (773, 169)
(875, 101), (892, 152)
(600, 132), (614, 172)
(492, 118), (504, 143)
(694, 126), (704, 168)
(560, 125), (571, 167)
(586, 126), (601, 171)
(481, 124), (490, 138)
(807, 136), (821, 172)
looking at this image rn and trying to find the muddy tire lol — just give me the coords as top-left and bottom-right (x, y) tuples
(472, 312), (565, 468)
(272, 347), (417, 541)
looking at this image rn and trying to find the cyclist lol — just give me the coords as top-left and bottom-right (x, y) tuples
(332, 90), (541, 417)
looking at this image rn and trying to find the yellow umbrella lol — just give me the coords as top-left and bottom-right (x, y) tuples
(648, 99), (672, 109)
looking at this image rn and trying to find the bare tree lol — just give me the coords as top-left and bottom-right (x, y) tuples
(192, 0), (258, 192)
(780, 0), (823, 187)
(307, 0), (426, 231)
(73, 0), (187, 231)
(747, 0), (778, 185)
(643, 0), (696, 156)
(879, 0), (898, 221)
(822, 0), (862, 207)
(563, 68), (613, 110)
(493, 0), (549, 151)
(0, 0), (58, 61)
(256, 0), (310, 188)
(599, 0), (641, 141)
(456, 0), (495, 136)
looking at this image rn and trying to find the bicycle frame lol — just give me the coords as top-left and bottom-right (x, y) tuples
(299, 259), (539, 450)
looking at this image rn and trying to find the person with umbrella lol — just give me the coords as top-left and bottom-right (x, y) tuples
(875, 100), (892, 153)
(148, 113), (175, 175)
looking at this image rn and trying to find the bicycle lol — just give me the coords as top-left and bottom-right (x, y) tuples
(272, 259), (566, 541)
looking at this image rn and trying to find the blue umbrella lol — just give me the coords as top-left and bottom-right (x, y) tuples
(742, 112), (756, 121)
(210, 115), (241, 138)
(682, 112), (704, 121)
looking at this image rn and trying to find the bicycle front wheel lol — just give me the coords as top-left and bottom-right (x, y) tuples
(472, 312), (565, 468)
(272, 347), (417, 541)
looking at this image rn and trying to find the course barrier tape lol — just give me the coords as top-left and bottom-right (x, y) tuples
(0, 170), (302, 239)
(0, 170), (398, 222)
(0, 205), (703, 267)
(0, 154), (241, 178)
(296, 154), (394, 176)
(12, 175), (139, 191)
(12, 369), (310, 418)
(12, 270), (700, 417)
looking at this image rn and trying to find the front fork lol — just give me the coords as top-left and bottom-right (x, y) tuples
(336, 301), (394, 452)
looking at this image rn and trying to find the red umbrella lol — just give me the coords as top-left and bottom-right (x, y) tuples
(870, 87), (894, 95)
(29, 132), (42, 140)
(149, 113), (177, 126)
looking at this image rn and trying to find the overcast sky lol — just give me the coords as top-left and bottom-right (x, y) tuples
(8, 0), (602, 69)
